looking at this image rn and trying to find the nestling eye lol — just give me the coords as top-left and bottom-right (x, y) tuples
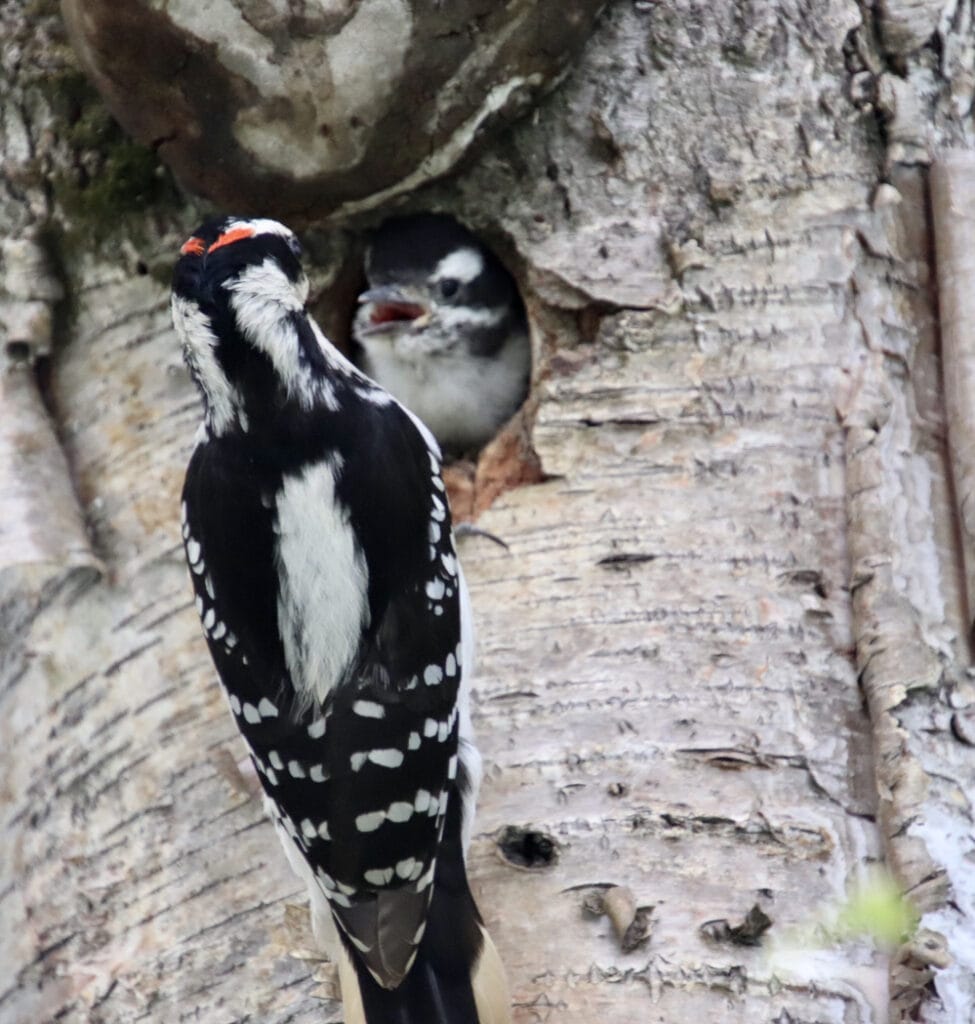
(287, 235), (303, 258)
(438, 277), (459, 299)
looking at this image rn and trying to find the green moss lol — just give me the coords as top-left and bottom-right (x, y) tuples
(53, 136), (174, 224)
(46, 70), (184, 251)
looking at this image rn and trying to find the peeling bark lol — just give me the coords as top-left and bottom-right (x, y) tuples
(931, 152), (975, 632)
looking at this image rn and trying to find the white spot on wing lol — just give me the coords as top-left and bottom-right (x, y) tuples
(353, 700), (385, 719)
(426, 579), (446, 600)
(257, 697), (279, 718)
(242, 702), (260, 724)
(416, 861), (436, 892)
(386, 801), (413, 823)
(368, 748), (404, 769)
(308, 717), (326, 739)
(396, 857), (417, 879)
(424, 665), (443, 686)
(356, 810), (386, 832)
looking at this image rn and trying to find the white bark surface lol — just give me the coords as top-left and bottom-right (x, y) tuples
(1, 1), (974, 1022)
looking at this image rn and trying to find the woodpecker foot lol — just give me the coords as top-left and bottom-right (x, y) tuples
(455, 521), (510, 550)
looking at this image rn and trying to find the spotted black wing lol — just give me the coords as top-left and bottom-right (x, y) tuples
(181, 433), (292, 729)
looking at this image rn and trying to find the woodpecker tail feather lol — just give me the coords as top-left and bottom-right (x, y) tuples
(338, 928), (509, 1024)
(336, 792), (510, 1024)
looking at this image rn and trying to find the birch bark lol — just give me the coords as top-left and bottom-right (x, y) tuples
(1, 1), (973, 1022)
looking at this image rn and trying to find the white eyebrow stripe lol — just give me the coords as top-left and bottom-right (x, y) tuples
(227, 217), (296, 241)
(434, 247), (484, 284)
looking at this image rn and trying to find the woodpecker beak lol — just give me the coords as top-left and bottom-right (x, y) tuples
(358, 286), (430, 333)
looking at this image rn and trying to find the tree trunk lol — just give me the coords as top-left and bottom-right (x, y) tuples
(2, 1), (973, 1022)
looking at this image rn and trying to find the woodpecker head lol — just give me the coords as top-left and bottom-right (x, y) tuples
(172, 216), (333, 434)
(174, 216), (308, 314)
(354, 214), (525, 362)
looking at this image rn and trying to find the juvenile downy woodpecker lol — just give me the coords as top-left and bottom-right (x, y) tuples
(172, 217), (510, 1024)
(353, 214), (530, 453)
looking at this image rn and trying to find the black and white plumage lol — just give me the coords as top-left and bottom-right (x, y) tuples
(353, 214), (530, 453)
(172, 216), (510, 1024)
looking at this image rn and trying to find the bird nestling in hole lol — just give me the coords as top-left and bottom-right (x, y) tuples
(353, 214), (530, 456)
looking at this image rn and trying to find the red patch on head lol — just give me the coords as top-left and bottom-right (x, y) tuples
(180, 236), (205, 256)
(370, 300), (426, 326)
(208, 226), (256, 253)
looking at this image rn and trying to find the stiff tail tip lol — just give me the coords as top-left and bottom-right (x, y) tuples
(471, 924), (511, 1024)
(336, 940), (368, 1024)
(335, 924), (511, 1024)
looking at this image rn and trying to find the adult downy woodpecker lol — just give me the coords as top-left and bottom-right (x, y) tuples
(353, 214), (530, 454)
(172, 216), (510, 1024)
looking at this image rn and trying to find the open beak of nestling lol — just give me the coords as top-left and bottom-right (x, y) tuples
(357, 285), (431, 335)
